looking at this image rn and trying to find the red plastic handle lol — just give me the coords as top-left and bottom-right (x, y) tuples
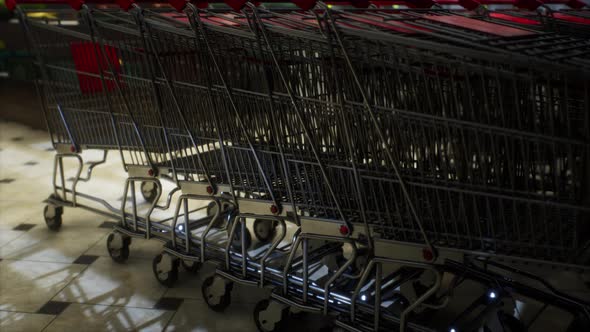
(5, 0), (587, 12)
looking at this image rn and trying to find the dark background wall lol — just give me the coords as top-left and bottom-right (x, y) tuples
(0, 7), (45, 130)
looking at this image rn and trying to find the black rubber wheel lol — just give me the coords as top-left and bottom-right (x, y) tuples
(140, 181), (158, 203)
(288, 307), (306, 319)
(253, 219), (276, 243)
(253, 299), (287, 332)
(231, 223), (252, 251)
(181, 260), (202, 274)
(106, 232), (131, 264)
(202, 276), (233, 312)
(152, 253), (179, 287)
(43, 205), (63, 231)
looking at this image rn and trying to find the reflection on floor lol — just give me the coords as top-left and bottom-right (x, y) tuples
(0, 121), (330, 332)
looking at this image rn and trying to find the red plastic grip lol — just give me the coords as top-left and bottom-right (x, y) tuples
(292, 0), (317, 10)
(458, 0), (481, 10)
(67, 0), (85, 9)
(6, 0), (16, 10)
(224, 0), (246, 10)
(116, 0), (135, 10)
(168, 0), (187, 11)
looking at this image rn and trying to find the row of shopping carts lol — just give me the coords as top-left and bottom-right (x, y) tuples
(9, 0), (590, 330)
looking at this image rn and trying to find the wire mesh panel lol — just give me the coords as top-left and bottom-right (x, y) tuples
(86, 9), (174, 170)
(323, 8), (590, 265)
(21, 11), (120, 150)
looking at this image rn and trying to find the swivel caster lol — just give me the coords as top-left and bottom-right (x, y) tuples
(106, 232), (131, 263)
(253, 299), (289, 332)
(231, 223), (252, 251)
(140, 181), (158, 203)
(43, 204), (63, 231)
(202, 275), (233, 312)
(181, 259), (202, 274)
(253, 219), (276, 243)
(152, 253), (180, 287)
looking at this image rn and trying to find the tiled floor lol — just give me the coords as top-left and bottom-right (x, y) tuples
(0, 121), (325, 332)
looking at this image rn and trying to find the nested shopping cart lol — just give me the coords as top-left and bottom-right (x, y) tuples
(154, 1), (590, 331)
(9, 0), (590, 331)
(105, 1), (367, 310)
(9, 0), (228, 270)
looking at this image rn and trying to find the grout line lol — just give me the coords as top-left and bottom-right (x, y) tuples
(39, 312), (59, 332)
(0, 309), (40, 315)
(0, 258), (80, 265)
(80, 232), (110, 256)
(0, 229), (30, 250)
(161, 306), (180, 332)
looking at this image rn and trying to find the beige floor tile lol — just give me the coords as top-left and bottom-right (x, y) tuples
(0, 310), (54, 332)
(54, 256), (167, 308)
(0, 227), (27, 248)
(44, 303), (173, 332)
(165, 299), (257, 332)
(0, 260), (85, 312)
(0, 217), (109, 263)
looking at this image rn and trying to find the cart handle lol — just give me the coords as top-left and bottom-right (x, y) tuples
(6, 0), (587, 11)
(5, 0), (145, 11)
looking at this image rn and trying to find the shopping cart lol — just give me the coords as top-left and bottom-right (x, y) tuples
(9, 0), (590, 331)
(9, 0), (225, 269)
(121, 1), (362, 307)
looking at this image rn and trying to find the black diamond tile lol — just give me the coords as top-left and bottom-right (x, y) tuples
(37, 301), (70, 315)
(0, 178), (15, 184)
(45, 147), (54, 151)
(13, 223), (36, 231)
(154, 297), (184, 311)
(73, 254), (99, 265)
(24, 161), (38, 166)
(11, 136), (24, 142)
(99, 221), (118, 229)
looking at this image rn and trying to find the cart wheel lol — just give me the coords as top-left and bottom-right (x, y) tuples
(202, 275), (233, 312)
(181, 259), (202, 274)
(253, 219), (276, 243)
(106, 232), (131, 263)
(152, 253), (179, 287)
(288, 306), (306, 319)
(253, 299), (288, 332)
(140, 181), (158, 203)
(231, 224), (252, 251)
(43, 205), (63, 231)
